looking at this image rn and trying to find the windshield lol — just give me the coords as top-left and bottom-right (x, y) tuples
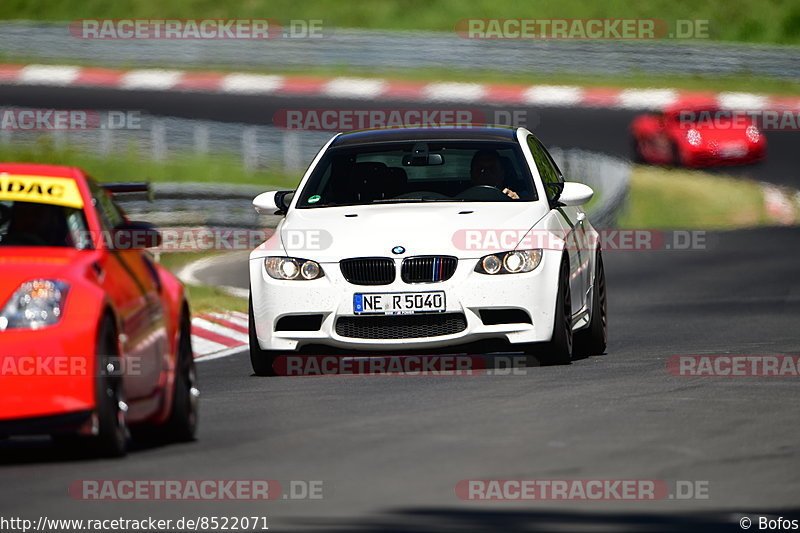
(0, 200), (90, 249)
(296, 141), (537, 208)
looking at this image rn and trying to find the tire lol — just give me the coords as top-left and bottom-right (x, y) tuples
(631, 137), (644, 163)
(94, 315), (128, 457)
(524, 256), (573, 366)
(249, 293), (279, 376)
(162, 310), (199, 442)
(573, 251), (608, 357)
(670, 142), (683, 167)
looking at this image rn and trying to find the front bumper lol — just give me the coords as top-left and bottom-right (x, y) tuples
(0, 409), (94, 436)
(0, 320), (97, 422)
(249, 252), (561, 352)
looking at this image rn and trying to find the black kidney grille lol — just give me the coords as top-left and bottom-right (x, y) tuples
(335, 313), (467, 339)
(340, 257), (395, 285)
(401, 256), (458, 283)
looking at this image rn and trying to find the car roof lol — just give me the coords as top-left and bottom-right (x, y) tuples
(330, 125), (520, 147)
(0, 162), (84, 180)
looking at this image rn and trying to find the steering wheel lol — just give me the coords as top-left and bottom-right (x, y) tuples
(455, 185), (512, 202)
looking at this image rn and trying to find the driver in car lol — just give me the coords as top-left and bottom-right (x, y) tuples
(470, 150), (520, 199)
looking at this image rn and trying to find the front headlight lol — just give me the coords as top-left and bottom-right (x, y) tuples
(265, 257), (324, 280)
(0, 280), (70, 331)
(686, 129), (702, 147)
(475, 250), (543, 275)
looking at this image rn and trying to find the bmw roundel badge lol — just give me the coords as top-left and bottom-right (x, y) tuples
(392, 246), (405, 255)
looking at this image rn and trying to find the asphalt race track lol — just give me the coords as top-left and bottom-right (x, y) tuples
(1, 86), (799, 532)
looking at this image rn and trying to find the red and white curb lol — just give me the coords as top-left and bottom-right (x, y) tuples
(761, 183), (800, 225)
(2, 63), (800, 111)
(192, 311), (249, 361)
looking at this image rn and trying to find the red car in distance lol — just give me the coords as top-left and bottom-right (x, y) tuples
(0, 163), (198, 456)
(631, 98), (766, 167)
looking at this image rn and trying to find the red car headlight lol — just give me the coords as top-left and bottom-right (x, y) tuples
(686, 129), (703, 147)
(746, 125), (761, 144)
(0, 280), (70, 331)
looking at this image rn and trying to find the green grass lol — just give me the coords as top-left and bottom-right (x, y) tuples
(0, 142), (298, 187)
(617, 166), (771, 229)
(184, 283), (247, 315)
(3, 0), (800, 44)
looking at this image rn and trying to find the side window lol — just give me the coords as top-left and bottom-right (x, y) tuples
(88, 181), (125, 229)
(527, 135), (563, 204)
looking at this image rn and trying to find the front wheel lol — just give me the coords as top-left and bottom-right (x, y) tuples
(94, 315), (128, 457)
(163, 310), (199, 441)
(249, 293), (280, 376)
(523, 256), (573, 366)
(573, 251), (607, 356)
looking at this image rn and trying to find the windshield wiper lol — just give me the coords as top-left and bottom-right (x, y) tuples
(373, 197), (466, 204)
(372, 198), (425, 203)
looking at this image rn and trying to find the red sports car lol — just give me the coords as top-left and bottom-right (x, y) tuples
(0, 163), (197, 456)
(631, 99), (766, 167)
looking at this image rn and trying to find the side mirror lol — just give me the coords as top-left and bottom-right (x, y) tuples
(111, 220), (161, 249)
(558, 182), (594, 206)
(253, 190), (295, 215)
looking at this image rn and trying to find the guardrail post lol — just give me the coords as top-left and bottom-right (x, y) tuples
(99, 127), (112, 156)
(151, 119), (167, 161)
(194, 123), (209, 154)
(282, 130), (302, 172)
(242, 126), (258, 170)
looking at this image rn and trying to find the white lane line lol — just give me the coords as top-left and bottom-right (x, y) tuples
(175, 255), (250, 299)
(523, 85), (584, 106)
(19, 64), (81, 85)
(209, 312), (249, 329)
(220, 73), (284, 94)
(324, 77), (387, 99)
(196, 345), (249, 362)
(193, 317), (249, 343)
(120, 69), (184, 90)
(423, 82), (487, 103)
(193, 336), (229, 356)
(617, 88), (678, 110)
(228, 310), (249, 321)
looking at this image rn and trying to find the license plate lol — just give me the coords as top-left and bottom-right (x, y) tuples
(721, 144), (746, 158)
(353, 291), (446, 315)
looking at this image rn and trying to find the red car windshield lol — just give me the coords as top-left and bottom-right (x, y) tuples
(0, 200), (91, 249)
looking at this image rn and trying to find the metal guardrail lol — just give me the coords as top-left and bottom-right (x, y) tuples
(116, 149), (631, 231)
(1, 22), (798, 80)
(0, 107), (630, 227)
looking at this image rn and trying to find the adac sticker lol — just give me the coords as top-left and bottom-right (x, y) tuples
(308, 195), (321, 204)
(0, 174), (84, 209)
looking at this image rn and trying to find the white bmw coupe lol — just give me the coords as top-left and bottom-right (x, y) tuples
(248, 126), (607, 375)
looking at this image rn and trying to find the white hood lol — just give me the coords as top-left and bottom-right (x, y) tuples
(271, 202), (548, 262)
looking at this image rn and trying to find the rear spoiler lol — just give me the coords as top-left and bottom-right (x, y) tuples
(101, 182), (154, 202)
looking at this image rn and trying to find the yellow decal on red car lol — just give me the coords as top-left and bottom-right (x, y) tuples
(0, 174), (84, 209)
